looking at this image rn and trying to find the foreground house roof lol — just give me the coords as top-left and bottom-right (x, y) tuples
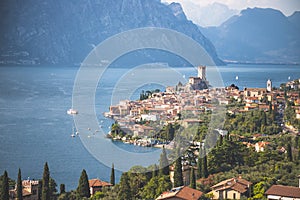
(211, 177), (252, 194)
(156, 186), (203, 200)
(265, 185), (300, 198)
(89, 179), (112, 187)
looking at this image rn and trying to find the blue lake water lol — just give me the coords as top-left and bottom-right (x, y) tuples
(0, 64), (299, 190)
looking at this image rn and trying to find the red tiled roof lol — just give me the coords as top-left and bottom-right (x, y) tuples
(265, 185), (300, 198)
(89, 179), (112, 188)
(211, 177), (251, 194)
(156, 186), (203, 200)
(176, 186), (203, 200)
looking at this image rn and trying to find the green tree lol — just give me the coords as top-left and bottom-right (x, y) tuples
(59, 184), (65, 194)
(141, 176), (159, 199)
(110, 163), (115, 186)
(57, 193), (68, 200)
(128, 166), (148, 199)
(1, 171), (9, 200)
(152, 164), (158, 178)
(167, 124), (175, 141)
(253, 181), (268, 200)
(197, 148), (203, 179)
(156, 176), (172, 196)
(159, 147), (169, 176)
(118, 172), (131, 200)
(42, 162), (50, 200)
(77, 169), (90, 198)
(190, 167), (196, 189)
(287, 143), (293, 162)
(202, 147), (208, 178)
(173, 149), (183, 187)
(298, 139), (300, 160)
(49, 177), (57, 199)
(17, 168), (23, 200)
(141, 175), (171, 200)
(90, 191), (105, 200)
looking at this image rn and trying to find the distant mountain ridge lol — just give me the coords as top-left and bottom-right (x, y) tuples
(0, 0), (222, 65)
(200, 7), (300, 63)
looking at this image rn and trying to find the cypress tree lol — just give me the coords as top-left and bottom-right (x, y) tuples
(59, 184), (65, 194)
(262, 111), (267, 126)
(197, 147), (202, 179)
(49, 177), (57, 199)
(16, 168), (23, 200)
(118, 172), (131, 200)
(173, 149), (183, 187)
(42, 162), (50, 200)
(77, 169), (90, 198)
(190, 167), (196, 189)
(287, 143), (293, 162)
(159, 147), (169, 176)
(110, 163), (115, 186)
(298, 138), (300, 161)
(38, 180), (42, 200)
(202, 147), (208, 178)
(152, 164), (158, 178)
(218, 135), (223, 146)
(1, 171), (9, 200)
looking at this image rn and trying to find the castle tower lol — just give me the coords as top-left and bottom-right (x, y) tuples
(198, 66), (206, 80)
(267, 79), (272, 92)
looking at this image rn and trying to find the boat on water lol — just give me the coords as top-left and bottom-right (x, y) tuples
(67, 108), (78, 115)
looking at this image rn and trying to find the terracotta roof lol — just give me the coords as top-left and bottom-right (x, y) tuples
(89, 179), (112, 187)
(176, 186), (203, 200)
(156, 186), (203, 200)
(265, 185), (300, 198)
(211, 177), (251, 194)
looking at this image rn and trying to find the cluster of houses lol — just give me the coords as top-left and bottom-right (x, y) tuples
(9, 175), (300, 200)
(105, 65), (300, 141)
(105, 66), (228, 139)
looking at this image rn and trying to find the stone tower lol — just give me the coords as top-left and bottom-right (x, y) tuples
(198, 66), (206, 80)
(267, 79), (272, 92)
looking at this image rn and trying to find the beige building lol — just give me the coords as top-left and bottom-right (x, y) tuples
(10, 180), (40, 200)
(210, 177), (252, 200)
(244, 88), (267, 100)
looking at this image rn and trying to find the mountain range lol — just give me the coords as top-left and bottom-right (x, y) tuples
(200, 8), (300, 64)
(0, 0), (222, 66)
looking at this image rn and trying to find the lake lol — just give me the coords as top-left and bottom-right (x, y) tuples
(0, 64), (299, 190)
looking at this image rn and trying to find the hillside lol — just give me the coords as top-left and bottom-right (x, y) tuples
(200, 8), (300, 63)
(0, 0), (222, 65)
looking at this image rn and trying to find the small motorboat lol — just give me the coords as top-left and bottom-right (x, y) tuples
(67, 109), (78, 115)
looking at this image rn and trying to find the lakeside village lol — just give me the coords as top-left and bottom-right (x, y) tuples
(105, 66), (300, 148)
(2, 66), (300, 200)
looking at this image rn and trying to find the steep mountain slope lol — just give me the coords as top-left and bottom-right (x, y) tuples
(0, 0), (222, 65)
(200, 8), (300, 63)
(288, 11), (300, 31)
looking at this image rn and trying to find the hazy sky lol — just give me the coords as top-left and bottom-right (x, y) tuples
(162, 0), (300, 26)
